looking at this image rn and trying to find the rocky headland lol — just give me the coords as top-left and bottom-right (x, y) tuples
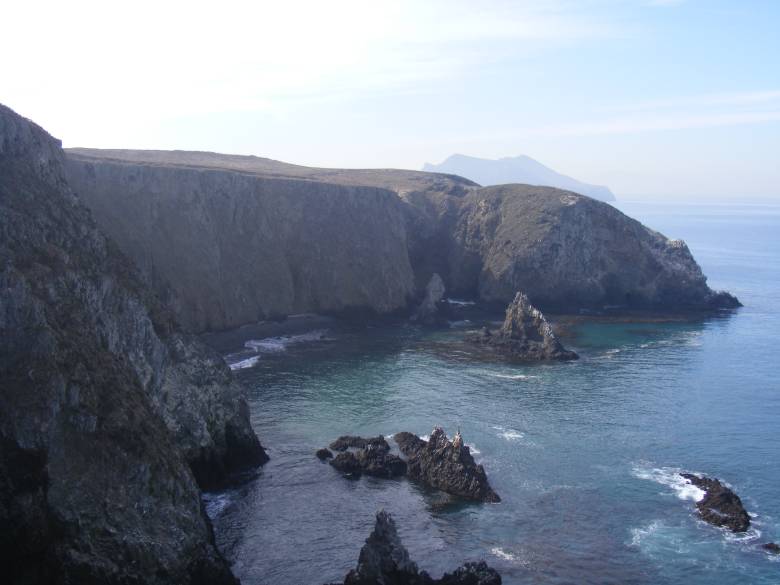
(0, 105), (266, 582)
(469, 291), (578, 361)
(63, 149), (740, 334)
(327, 510), (502, 585)
(680, 473), (751, 533)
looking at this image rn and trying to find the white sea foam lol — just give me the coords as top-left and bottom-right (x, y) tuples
(492, 425), (524, 441)
(448, 319), (472, 327)
(244, 329), (328, 353)
(490, 373), (536, 380)
(465, 442), (480, 455)
(631, 464), (706, 502)
(446, 298), (476, 306)
(490, 547), (517, 561)
(229, 355), (261, 371)
(629, 520), (664, 548)
(203, 493), (233, 519)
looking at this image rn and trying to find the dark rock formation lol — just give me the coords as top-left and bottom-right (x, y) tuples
(316, 448), (334, 460)
(330, 435), (391, 452)
(411, 273), (448, 325)
(680, 473), (751, 532)
(395, 429), (500, 503)
(64, 149), (739, 335)
(469, 292), (578, 361)
(762, 543), (780, 554)
(326, 436), (406, 478)
(330, 510), (501, 585)
(0, 104), (265, 583)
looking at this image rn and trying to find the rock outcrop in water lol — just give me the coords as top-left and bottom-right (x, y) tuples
(411, 273), (448, 325)
(680, 473), (751, 532)
(328, 510), (501, 585)
(762, 543), (780, 554)
(64, 149), (739, 334)
(469, 292), (578, 361)
(0, 104), (266, 583)
(326, 436), (407, 478)
(395, 429), (501, 503)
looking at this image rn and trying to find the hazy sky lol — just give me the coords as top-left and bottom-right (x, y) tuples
(3, 0), (779, 199)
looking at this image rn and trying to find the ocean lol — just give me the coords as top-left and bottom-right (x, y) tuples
(205, 201), (780, 585)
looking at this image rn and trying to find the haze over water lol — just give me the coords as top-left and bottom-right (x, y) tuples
(208, 200), (780, 585)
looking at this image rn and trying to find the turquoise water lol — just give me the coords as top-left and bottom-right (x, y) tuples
(208, 201), (780, 585)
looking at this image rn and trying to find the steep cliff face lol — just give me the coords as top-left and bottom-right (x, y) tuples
(64, 150), (737, 333)
(443, 185), (738, 310)
(0, 105), (264, 583)
(65, 153), (418, 332)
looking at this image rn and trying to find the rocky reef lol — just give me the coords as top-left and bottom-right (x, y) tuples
(319, 430), (499, 502)
(762, 543), (780, 554)
(680, 473), (751, 532)
(64, 149), (739, 334)
(0, 104), (266, 583)
(469, 292), (578, 361)
(327, 435), (407, 478)
(395, 428), (501, 503)
(327, 510), (501, 585)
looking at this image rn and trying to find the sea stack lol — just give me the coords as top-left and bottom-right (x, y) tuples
(411, 273), (448, 325)
(395, 428), (501, 503)
(328, 510), (501, 585)
(470, 292), (578, 360)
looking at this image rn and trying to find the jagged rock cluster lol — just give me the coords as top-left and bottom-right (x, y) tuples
(327, 510), (501, 585)
(395, 429), (501, 503)
(327, 435), (407, 478)
(319, 429), (499, 503)
(0, 105), (266, 583)
(64, 149), (740, 334)
(680, 473), (750, 532)
(469, 292), (578, 361)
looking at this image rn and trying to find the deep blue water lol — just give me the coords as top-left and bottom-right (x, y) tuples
(207, 201), (780, 585)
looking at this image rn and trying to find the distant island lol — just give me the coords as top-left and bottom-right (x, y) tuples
(423, 153), (617, 202)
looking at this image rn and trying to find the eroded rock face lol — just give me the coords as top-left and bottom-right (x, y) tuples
(395, 429), (501, 503)
(64, 150), (738, 336)
(680, 474), (751, 533)
(65, 152), (417, 332)
(411, 273), (448, 325)
(412, 184), (742, 313)
(470, 292), (578, 361)
(330, 511), (501, 585)
(0, 103), (264, 583)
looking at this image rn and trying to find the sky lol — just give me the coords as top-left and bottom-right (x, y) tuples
(2, 0), (779, 200)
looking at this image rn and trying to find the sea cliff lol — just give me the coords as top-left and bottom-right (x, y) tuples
(0, 104), (265, 583)
(65, 149), (738, 334)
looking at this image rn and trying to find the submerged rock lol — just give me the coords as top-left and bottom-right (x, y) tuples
(469, 292), (578, 361)
(762, 543), (780, 554)
(330, 511), (501, 585)
(411, 273), (448, 325)
(395, 428), (500, 503)
(680, 473), (751, 532)
(316, 448), (334, 460)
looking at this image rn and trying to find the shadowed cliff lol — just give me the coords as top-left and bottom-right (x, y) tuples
(0, 105), (265, 583)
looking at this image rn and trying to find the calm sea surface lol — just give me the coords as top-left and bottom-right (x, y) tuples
(206, 201), (780, 585)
